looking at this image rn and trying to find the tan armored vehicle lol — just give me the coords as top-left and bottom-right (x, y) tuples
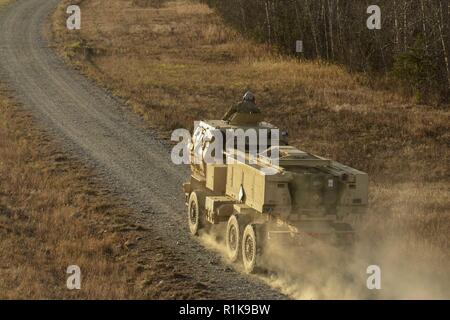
(183, 108), (368, 273)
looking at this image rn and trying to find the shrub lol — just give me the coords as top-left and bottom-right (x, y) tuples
(392, 38), (443, 103)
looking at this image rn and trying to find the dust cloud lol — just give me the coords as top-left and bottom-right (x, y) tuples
(199, 220), (450, 300)
(259, 232), (449, 299)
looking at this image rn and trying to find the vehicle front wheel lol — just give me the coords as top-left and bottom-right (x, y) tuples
(187, 191), (205, 236)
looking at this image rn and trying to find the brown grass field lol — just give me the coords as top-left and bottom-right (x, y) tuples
(50, 0), (449, 252)
(1, 0), (448, 298)
(0, 84), (208, 299)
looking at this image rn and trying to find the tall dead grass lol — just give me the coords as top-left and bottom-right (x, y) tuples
(0, 86), (133, 298)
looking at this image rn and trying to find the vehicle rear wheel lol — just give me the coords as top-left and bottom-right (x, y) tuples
(226, 215), (242, 262)
(242, 224), (263, 274)
(187, 191), (206, 236)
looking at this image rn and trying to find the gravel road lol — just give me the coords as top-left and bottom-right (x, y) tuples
(0, 0), (285, 299)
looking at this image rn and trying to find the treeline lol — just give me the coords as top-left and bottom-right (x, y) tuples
(201, 0), (450, 103)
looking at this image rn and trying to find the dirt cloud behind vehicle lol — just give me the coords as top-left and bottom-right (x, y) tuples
(200, 209), (450, 299)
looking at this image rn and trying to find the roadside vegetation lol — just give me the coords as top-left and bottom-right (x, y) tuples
(0, 84), (207, 299)
(49, 0), (449, 278)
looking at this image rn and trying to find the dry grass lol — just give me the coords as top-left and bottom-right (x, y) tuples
(0, 86), (130, 298)
(0, 85), (207, 299)
(50, 0), (449, 264)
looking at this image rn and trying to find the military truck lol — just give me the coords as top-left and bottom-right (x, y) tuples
(183, 112), (368, 273)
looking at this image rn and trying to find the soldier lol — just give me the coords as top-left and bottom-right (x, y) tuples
(223, 91), (261, 122)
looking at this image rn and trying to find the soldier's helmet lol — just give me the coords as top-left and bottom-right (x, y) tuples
(243, 91), (256, 103)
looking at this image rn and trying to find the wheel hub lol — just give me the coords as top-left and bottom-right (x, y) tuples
(244, 235), (254, 260)
(189, 202), (197, 224)
(228, 225), (237, 251)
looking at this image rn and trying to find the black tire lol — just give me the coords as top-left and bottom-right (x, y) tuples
(242, 224), (264, 274)
(187, 191), (206, 236)
(226, 215), (243, 262)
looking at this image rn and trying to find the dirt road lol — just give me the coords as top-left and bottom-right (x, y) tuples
(0, 0), (284, 299)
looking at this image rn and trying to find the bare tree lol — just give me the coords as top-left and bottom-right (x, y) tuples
(202, 0), (450, 101)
